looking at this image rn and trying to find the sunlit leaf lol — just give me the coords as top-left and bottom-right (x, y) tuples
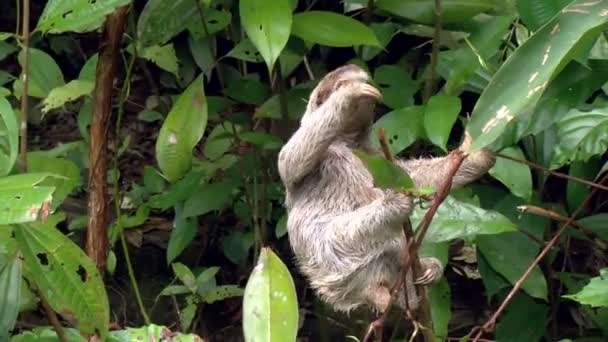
(243, 248), (299, 342)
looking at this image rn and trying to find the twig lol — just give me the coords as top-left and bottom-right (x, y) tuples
(18, 0), (30, 172)
(423, 0), (442, 102)
(469, 174), (608, 341)
(38, 290), (68, 342)
(496, 152), (608, 192)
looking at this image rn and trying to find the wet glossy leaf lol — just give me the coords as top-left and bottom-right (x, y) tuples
(423, 95), (461, 151)
(489, 146), (532, 200)
(467, 0), (608, 152)
(36, 0), (131, 33)
(155, 73), (207, 182)
(376, 0), (496, 25)
(240, 0), (292, 71)
(243, 248), (299, 342)
(0, 96), (18, 176)
(14, 222), (109, 338)
(291, 11), (380, 47)
(410, 196), (517, 243)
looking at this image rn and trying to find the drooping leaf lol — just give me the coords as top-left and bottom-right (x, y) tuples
(477, 232), (548, 300)
(243, 248), (299, 342)
(410, 196), (518, 243)
(467, 0), (608, 152)
(373, 64), (417, 109)
(371, 106), (425, 155)
(291, 11), (380, 47)
(354, 150), (415, 190)
(239, 0), (292, 72)
(155, 73), (208, 182)
(36, 0), (131, 33)
(489, 146), (533, 200)
(0, 96), (18, 176)
(563, 268), (608, 307)
(14, 223), (109, 338)
(423, 95), (461, 151)
(550, 107), (608, 169)
(376, 0), (496, 25)
(41, 79), (94, 113)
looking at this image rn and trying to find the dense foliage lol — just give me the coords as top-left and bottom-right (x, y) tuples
(0, 0), (607, 341)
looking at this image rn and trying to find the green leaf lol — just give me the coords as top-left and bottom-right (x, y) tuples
(155, 73), (208, 182)
(550, 107), (608, 169)
(138, 0), (205, 47)
(182, 181), (235, 218)
(360, 22), (400, 61)
(275, 213), (288, 238)
(78, 53), (98, 82)
(371, 106), (425, 155)
(373, 64), (417, 109)
(0, 96), (18, 176)
(139, 44), (179, 76)
(354, 150), (415, 190)
(239, 0), (292, 72)
(159, 285), (191, 296)
(204, 123), (239, 160)
(0, 173), (57, 225)
(467, 0), (608, 152)
(577, 214), (608, 241)
(495, 292), (549, 342)
(243, 248), (299, 342)
(0, 253), (21, 341)
(564, 268), (608, 307)
(227, 39), (265, 63)
(478, 232), (548, 299)
(376, 0), (496, 25)
(186, 9), (232, 40)
(567, 159), (599, 210)
(41, 79), (94, 113)
(14, 223), (109, 338)
(167, 205), (198, 264)
(224, 77), (271, 105)
(255, 87), (311, 120)
(240, 132), (284, 150)
(428, 278), (451, 340)
(106, 324), (203, 341)
(516, 0), (572, 31)
(36, 0), (131, 33)
(222, 231), (254, 265)
(17, 48), (65, 99)
(423, 95), (461, 151)
(172, 262), (197, 293)
(202, 285), (244, 304)
(489, 146), (533, 201)
(196, 266), (220, 290)
(410, 196), (518, 243)
(27, 152), (81, 210)
(291, 11), (380, 47)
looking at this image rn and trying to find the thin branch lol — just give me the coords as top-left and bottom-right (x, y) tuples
(18, 0), (30, 172)
(496, 152), (608, 192)
(423, 0), (442, 102)
(470, 174), (608, 341)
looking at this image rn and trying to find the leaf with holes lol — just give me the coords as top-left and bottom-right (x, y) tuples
(138, 44), (179, 76)
(202, 285), (244, 304)
(489, 146), (533, 200)
(155, 73), (207, 182)
(36, 0), (131, 33)
(291, 11), (380, 47)
(424, 95), (461, 152)
(355, 150), (415, 190)
(467, 0), (608, 152)
(227, 39), (264, 63)
(376, 0), (496, 25)
(42, 80), (94, 113)
(243, 248), (299, 342)
(138, 0), (229, 47)
(27, 152), (81, 210)
(373, 64), (418, 109)
(0, 173), (59, 225)
(14, 222), (109, 338)
(550, 107), (608, 169)
(15, 48), (64, 99)
(0, 96), (18, 177)
(371, 106), (425, 155)
(0, 252), (21, 342)
(240, 0), (292, 72)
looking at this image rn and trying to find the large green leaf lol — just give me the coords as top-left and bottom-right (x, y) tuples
(155, 73), (208, 182)
(0, 253), (21, 341)
(467, 0), (608, 152)
(27, 152), (81, 210)
(563, 268), (608, 307)
(41, 79), (94, 113)
(550, 107), (608, 169)
(489, 146), (533, 200)
(0, 173), (58, 225)
(423, 95), (461, 152)
(240, 0), (292, 72)
(14, 222), (109, 338)
(0, 96), (18, 176)
(370, 106), (425, 155)
(495, 292), (549, 342)
(410, 197), (517, 243)
(373, 64), (417, 109)
(291, 11), (380, 47)
(243, 248), (299, 342)
(516, 0), (572, 31)
(376, 0), (496, 24)
(477, 232), (548, 300)
(16, 48), (65, 99)
(36, 0), (131, 33)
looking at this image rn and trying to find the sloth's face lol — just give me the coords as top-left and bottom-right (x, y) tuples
(309, 64), (372, 110)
